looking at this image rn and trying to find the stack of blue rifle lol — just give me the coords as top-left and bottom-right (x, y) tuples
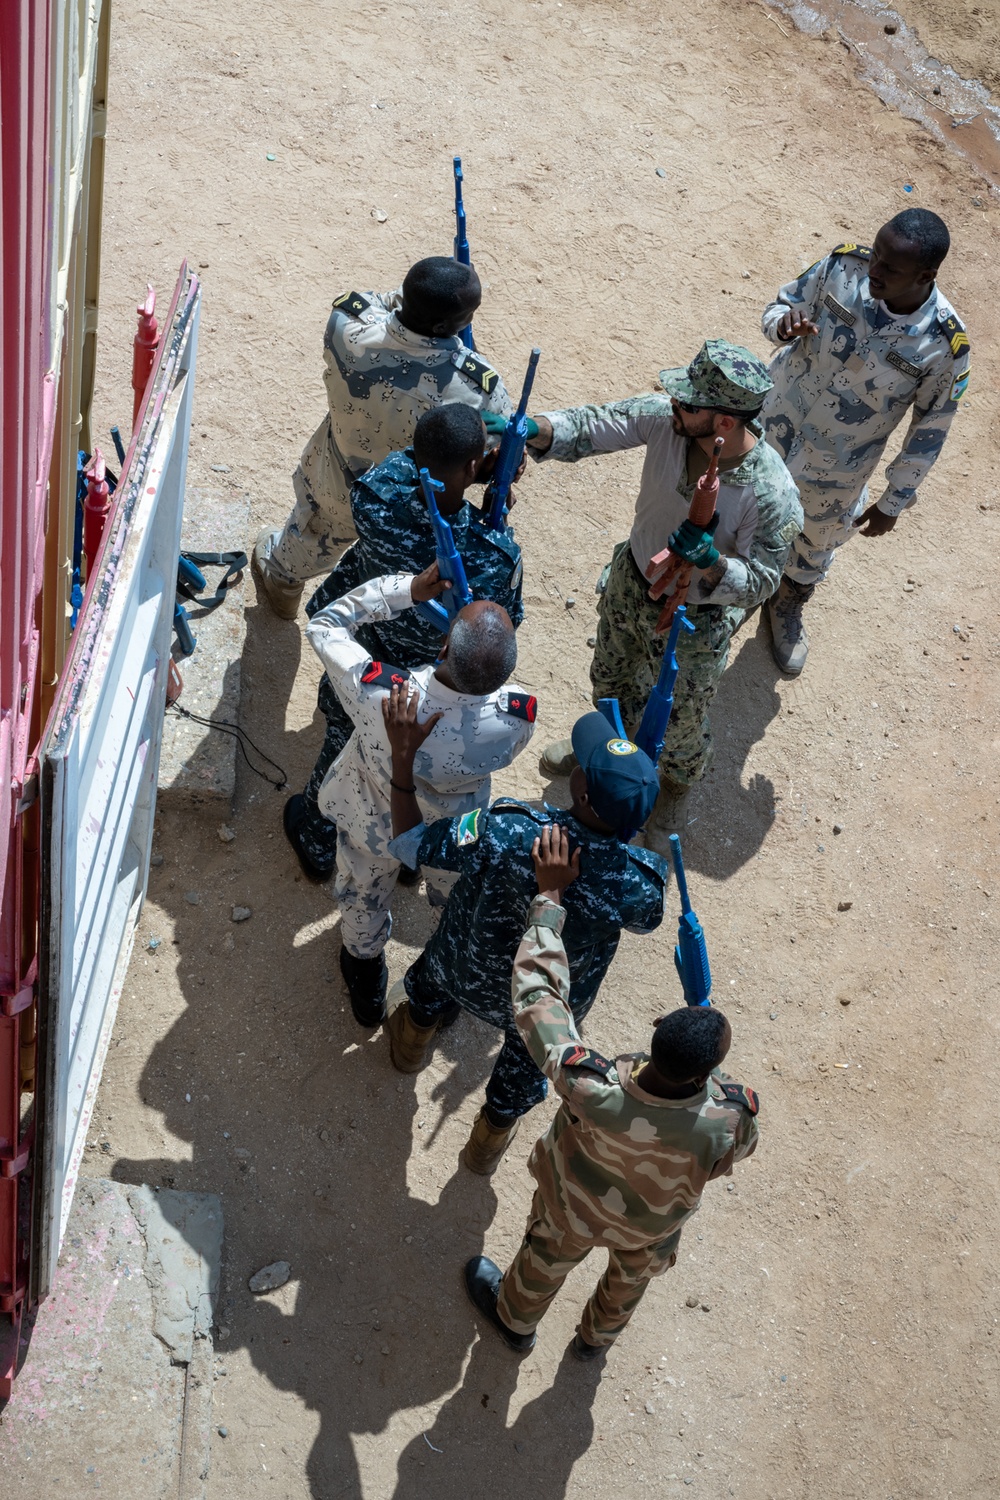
(484, 347), (541, 532)
(413, 467), (473, 634)
(595, 603), (710, 1006)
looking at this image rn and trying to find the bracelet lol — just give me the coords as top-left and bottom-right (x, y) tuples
(390, 779), (416, 794)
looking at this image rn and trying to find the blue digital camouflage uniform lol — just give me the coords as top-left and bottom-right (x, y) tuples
(388, 799), (667, 1122)
(761, 242), (970, 585)
(297, 448), (525, 865)
(263, 288), (514, 586)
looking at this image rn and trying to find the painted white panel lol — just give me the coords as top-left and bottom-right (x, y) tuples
(36, 270), (201, 1300)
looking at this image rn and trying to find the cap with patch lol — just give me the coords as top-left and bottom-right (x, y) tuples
(571, 713), (659, 836)
(659, 338), (773, 414)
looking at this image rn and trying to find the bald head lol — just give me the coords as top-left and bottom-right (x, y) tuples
(400, 257), (482, 338)
(444, 600), (516, 695)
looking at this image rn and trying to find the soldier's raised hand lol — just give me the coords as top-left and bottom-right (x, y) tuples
(382, 683), (443, 763)
(410, 560), (452, 603)
(777, 309), (820, 342)
(531, 823), (581, 904)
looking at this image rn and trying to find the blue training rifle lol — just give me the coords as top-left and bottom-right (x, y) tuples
(453, 156), (475, 349)
(484, 347), (541, 532)
(634, 605), (696, 763)
(668, 833), (711, 1007)
(413, 467), (473, 634)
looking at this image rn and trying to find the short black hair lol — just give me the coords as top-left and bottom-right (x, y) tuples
(447, 604), (517, 695)
(884, 208), (950, 269)
(651, 1007), (728, 1083)
(402, 257), (480, 324)
(413, 403), (485, 472)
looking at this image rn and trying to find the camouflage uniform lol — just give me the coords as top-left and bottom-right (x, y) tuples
(264, 288), (514, 586)
(296, 448), (525, 867)
(305, 574), (536, 959)
(495, 895), (759, 1347)
(388, 800), (667, 1122)
(762, 243), (970, 585)
(536, 372), (801, 784)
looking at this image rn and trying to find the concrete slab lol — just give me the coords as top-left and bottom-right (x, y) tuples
(158, 485), (251, 807)
(0, 1179), (222, 1500)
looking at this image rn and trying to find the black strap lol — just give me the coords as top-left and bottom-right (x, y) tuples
(177, 551), (248, 616)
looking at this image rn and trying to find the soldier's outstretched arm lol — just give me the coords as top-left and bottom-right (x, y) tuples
(527, 396), (664, 466)
(305, 572), (417, 708)
(761, 254), (828, 345)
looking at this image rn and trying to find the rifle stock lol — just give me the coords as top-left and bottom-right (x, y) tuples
(668, 834), (712, 1006)
(484, 347), (541, 531)
(413, 468), (473, 634)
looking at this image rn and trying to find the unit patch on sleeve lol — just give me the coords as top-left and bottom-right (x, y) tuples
(719, 1080), (760, 1116)
(360, 660), (411, 689)
(456, 808), (482, 847)
(498, 690), (537, 722)
(452, 349), (500, 394)
(332, 290), (372, 318)
(950, 367), (971, 404)
(561, 1045), (614, 1077)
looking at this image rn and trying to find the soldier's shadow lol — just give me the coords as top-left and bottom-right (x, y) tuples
(680, 614), (783, 881)
(391, 1336), (602, 1498)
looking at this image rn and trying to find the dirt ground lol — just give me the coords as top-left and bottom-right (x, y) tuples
(51, 0), (1000, 1494)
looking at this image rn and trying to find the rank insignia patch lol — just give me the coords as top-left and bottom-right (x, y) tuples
(332, 290), (372, 318)
(361, 660), (411, 688)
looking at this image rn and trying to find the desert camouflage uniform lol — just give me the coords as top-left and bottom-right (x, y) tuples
(536, 396), (801, 784)
(296, 448), (525, 866)
(305, 574), (536, 959)
(762, 243), (970, 585)
(495, 895), (759, 1347)
(265, 288), (514, 585)
(388, 800), (666, 1121)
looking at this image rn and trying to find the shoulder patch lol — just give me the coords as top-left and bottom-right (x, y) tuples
(830, 241), (872, 260)
(332, 290), (372, 319)
(719, 1080), (760, 1116)
(509, 556), (523, 591)
(561, 1044), (614, 1078)
(451, 349), (500, 395)
(360, 660), (411, 689)
(498, 690), (537, 723)
(949, 367), (971, 404)
(456, 808), (482, 847)
(937, 311), (970, 360)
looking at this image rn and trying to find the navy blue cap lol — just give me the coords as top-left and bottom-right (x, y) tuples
(571, 713), (659, 836)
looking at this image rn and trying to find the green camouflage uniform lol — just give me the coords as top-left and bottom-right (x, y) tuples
(497, 895), (759, 1347)
(536, 341), (802, 785)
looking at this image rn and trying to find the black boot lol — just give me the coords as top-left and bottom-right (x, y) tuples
(283, 794), (336, 882)
(463, 1257), (536, 1353)
(339, 947), (388, 1028)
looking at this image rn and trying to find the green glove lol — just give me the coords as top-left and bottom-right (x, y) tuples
(667, 516), (721, 569)
(482, 410), (539, 440)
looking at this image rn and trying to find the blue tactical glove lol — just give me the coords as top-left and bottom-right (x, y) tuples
(482, 410), (539, 440)
(667, 514), (721, 569)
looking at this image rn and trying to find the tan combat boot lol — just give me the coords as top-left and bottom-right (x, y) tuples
(385, 984), (440, 1074)
(643, 774), (691, 854)
(766, 578), (815, 676)
(251, 525), (305, 620)
(461, 1110), (520, 1176)
(540, 738), (577, 776)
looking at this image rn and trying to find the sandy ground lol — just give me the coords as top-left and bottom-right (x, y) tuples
(36, 0), (1000, 1494)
